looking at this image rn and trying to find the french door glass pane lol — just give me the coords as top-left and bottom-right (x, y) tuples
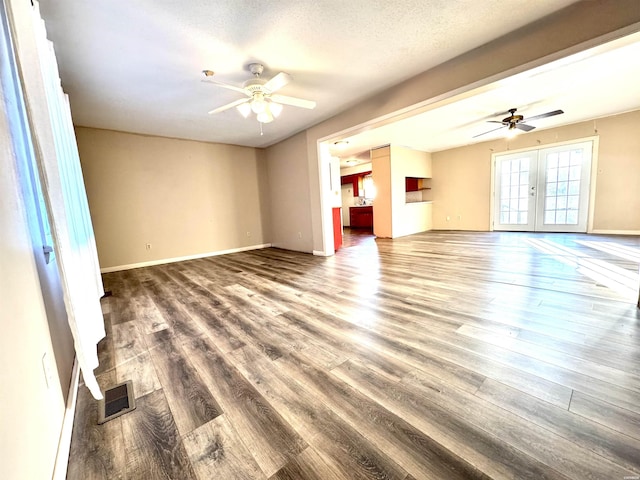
(543, 148), (583, 225)
(499, 157), (530, 224)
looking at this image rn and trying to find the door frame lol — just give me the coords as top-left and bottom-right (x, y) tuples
(489, 135), (599, 232)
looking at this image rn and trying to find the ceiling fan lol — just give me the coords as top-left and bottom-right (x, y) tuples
(202, 63), (316, 124)
(473, 107), (564, 138)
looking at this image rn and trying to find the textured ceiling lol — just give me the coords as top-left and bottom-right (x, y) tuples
(38, 0), (577, 148)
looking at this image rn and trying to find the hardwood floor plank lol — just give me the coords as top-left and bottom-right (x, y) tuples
(476, 378), (640, 473)
(401, 366), (638, 480)
(569, 390), (640, 441)
(111, 321), (148, 366)
(457, 323), (640, 384)
(182, 414), (266, 480)
(147, 330), (222, 435)
(121, 389), (197, 480)
(277, 351), (491, 480)
(269, 446), (351, 480)
(140, 268), (204, 338)
(182, 335), (307, 477)
(94, 312), (115, 376)
(332, 359), (571, 480)
(114, 351), (161, 399)
(230, 345), (410, 480)
(111, 321), (161, 397)
(68, 231), (640, 479)
(67, 371), (125, 480)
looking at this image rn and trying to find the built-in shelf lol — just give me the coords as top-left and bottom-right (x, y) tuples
(405, 177), (432, 203)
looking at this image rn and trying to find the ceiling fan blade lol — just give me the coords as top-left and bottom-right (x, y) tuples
(525, 109), (564, 122)
(270, 94), (316, 109)
(516, 123), (536, 132)
(487, 120), (506, 124)
(472, 126), (505, 138)
(208, 98), (250, 115)
(201, 78), (250, 95)
(264, 72), (291, 93)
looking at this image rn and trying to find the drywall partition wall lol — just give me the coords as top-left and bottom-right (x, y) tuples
(265, 130), (314, 252)
(76, 127), (271, 270)
(373, 146), (432, 238)
(431, 110), (640, 232)
(371, 146), (392, 238)
(390, 146), (432, 238)
(271, 0), (640, 254)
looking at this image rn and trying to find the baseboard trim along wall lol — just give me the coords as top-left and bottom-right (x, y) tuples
(313, 250), (330, 256)
(590, 229), (640, 236)
(100, 243), (272, 273)
(52, 358), (80, 480)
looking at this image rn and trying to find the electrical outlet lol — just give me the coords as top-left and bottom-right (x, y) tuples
(297, 232), (302, 239)
(246, 231), (251, 237)
(145, 243), (152, 250)
(457, 215), (462, 221)
(446, 216), (450, 221)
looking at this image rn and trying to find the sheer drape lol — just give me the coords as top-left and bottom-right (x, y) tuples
(14, 2), (106, 399)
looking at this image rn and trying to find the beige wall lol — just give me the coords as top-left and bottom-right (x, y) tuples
(264, 0), (640, 253)
(590, 110), (640, 231)
(373, 146), (433, 238)
(77, 127), (271, 269)
(264, 130), (314, 252)
(391, 146), (433, 238)
(431, 110), (640, 232)
(372, 147), (393, 238)
(1, 70), (66, 480)
(1, 1), (80, 478)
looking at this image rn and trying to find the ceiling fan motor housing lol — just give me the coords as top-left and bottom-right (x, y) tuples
(244, 78), (267, 93)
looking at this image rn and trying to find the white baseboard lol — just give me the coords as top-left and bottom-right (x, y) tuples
(53, 358), (80, 480)
(313, 250), (329, 256)
(590, 229), (640, 235)
(100, 243), (272, 273)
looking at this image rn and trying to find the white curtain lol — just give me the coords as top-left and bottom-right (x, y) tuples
(13, 1), (106, 399)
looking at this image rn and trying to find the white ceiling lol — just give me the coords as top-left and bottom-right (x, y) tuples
(331, 32), (640, 166)
(38, 0), (578, 148)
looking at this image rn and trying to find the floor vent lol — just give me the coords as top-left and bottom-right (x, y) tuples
(97, 380), (136, 424)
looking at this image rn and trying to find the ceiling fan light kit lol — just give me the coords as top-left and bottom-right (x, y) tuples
(203, 63), (316, 128)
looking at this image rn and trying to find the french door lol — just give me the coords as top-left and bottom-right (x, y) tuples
(493, 141), (593, 232)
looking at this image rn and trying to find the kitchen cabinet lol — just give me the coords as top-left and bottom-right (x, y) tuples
(349, 206), (373, 228)
(341, 171), (371, 197)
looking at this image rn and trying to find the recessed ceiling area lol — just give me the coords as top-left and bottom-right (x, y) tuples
(330, 31), (640, 167)
(38, 0), (578, 148)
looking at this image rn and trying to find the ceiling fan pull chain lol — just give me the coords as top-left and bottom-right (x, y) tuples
(260, 122), (264, 136)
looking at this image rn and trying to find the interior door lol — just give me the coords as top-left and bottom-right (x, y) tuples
(494, 141), (593, 232)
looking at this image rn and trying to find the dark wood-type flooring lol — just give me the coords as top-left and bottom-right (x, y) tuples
(67, 231), (640, 479)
